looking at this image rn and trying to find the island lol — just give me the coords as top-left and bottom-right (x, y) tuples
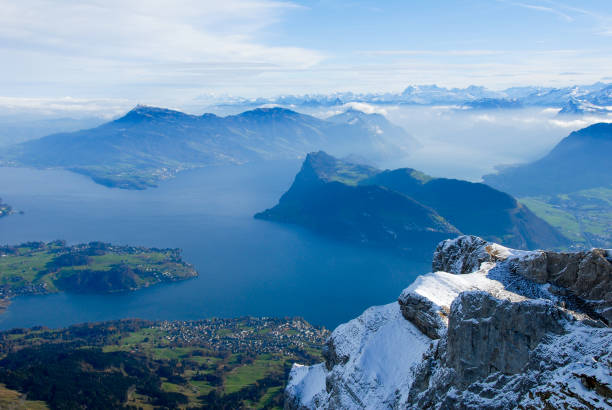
(0, 317), (328, 409)
(0, 199), (14, 218)
(0, 241), (198, 312)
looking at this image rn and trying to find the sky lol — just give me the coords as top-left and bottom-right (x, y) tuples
(1, 0), (612, 113)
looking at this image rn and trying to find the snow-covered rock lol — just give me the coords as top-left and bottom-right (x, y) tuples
(286, 236), (612, 409)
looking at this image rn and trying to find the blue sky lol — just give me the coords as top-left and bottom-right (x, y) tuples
(0, 0), (611, 112)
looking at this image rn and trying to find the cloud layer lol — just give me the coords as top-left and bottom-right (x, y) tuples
(1, 0), (611, 103)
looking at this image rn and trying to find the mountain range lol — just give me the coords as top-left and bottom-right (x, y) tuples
(0, 106), (419, 189)
(255, 152), (568, 255)
(214, 81), (612, 113)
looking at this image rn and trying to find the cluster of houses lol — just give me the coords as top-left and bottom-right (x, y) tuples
(158, 317), (329, 355)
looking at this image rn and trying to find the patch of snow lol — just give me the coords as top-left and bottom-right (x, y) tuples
(287, 302), (431, 408)
(287, 236), (612, 409)
(285, 363), (327, 408)
(403, 269), (524, 312)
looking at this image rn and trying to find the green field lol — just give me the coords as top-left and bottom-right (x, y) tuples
(0, 317), (329, 409)
(0, 241), (197, 301)
(520, 186), (612, 248)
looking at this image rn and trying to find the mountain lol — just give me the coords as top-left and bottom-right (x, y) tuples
(285, 235), (612, 409)
(327, 108), (421, 156)
(0, 106), (417, 189)
(558, 97), (612, 116)
(363, 169), (567, 250)
(255, 152), (568, 254)
(463, 97), (523, 109)
(483, 123), (612, 197)
(558, 98), (585, 115)
(0, 116), (105, 147)
(213, 81), (612, 110)
(483, 123), (612, 248)
(254, 152), (459, 257)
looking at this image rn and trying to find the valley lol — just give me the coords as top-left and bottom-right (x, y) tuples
(0, 317), (328, 409)
(520, 187), (612, 248)
(484, 122), (612, 248)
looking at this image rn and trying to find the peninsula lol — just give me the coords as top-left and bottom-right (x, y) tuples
(0, 241), (198, 312)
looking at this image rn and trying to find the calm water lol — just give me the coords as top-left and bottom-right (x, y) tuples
(0, 162), (429, 330)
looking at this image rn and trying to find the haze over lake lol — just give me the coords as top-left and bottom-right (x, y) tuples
(0, 161), (429, 330)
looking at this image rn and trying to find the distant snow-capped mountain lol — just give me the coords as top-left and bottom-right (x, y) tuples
(212, 82), (612, 112)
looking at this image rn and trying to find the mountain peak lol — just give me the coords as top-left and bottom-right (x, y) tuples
(302, 151), (379, 185)
(571, 122), (612, 139)
(483, 122), (612, 197)
(236, 107), (301, 119)
(116, 105), (192, 123)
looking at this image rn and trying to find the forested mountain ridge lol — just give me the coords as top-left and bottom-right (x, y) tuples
(1, 106), (418, 190)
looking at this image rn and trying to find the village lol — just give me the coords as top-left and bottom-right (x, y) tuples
(158, 316), (329, 356)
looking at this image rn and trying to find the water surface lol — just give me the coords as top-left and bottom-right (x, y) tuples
(0, 162), (429, 329)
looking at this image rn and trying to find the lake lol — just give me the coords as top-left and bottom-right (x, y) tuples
(0, 162), (430, 330)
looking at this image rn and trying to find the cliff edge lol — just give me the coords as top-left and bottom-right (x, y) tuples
(285, 235), (612, 409)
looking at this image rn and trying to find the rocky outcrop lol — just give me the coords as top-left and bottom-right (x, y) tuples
(407, 292), (611, 409)
(285, 236), (612, 409)
(433, 236), (612, 324)
(431, 235), (492, 274)
(507, 249), (612, 323)
(398, 291), (447, 339)
(446, 292), (569, 384)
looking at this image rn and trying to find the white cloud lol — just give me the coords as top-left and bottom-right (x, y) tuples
(0, 96), (131, 119)
(498, 0), (573, 22)
(1, 0), (611, 103)
(320, 102), (396, 118)
(341, 102), (391, 115)
(0, 0), (323, 100)
(541, 107), (562, 114)
(0, 0), (319, 66)
(358, 50), (505, 57)
(548, 116), (612, 129)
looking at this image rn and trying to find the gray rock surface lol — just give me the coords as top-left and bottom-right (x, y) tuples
(445, 291), (569, 385)
(397, 291), (447, 339)
(432, 235), (492, 275)
(286, 236), (612, 409)
(408, 291), (611, 409)
(507, 248), (612, 323)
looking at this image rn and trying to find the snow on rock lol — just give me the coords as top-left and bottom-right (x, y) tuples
(286, 235), (612, 409)
(287, 302), (431, 408)
(431, 235), (491, 275)
(285, 363), (327, 409)
(397, 269), (523, 339)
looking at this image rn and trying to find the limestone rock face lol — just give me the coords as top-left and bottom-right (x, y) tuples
(431, 235), (492, 275)
(398, 291), (447, 339)
(445, 291), (569, 386)
(285, 236), (612, 410)
(506, 248), (612, 323)
(434, 236), (612, 324)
